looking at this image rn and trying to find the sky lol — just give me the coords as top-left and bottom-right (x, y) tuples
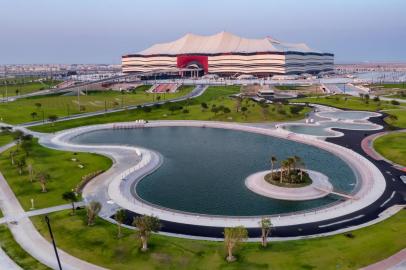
(1, 0), (405, 64)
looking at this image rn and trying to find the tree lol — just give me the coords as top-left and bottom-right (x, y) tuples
(241, 106), (248, 118)
(35, 102), (42, 110)
(115, 209), (126, 238)
(30, 112), (38, 119)
(133, 215), (161, 252)
(36, 171), (49, 192)
(259, 218), (272, 247)
(27, 163), (34, 182)
(9, 150), (16, 165)
(270, 156), (277, 177)
(223, 226), (248, 262)
(62, 191), (78, 215)
(86, 201), (102, 226)
(201, 102), (208, 111)
(16, 157), (26, 175)
(280, 160), (290, 183)
(235, 96), (242, 112)
(48, 115), (58, 126)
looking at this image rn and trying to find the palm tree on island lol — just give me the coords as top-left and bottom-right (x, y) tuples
(267, 155), (310, 186)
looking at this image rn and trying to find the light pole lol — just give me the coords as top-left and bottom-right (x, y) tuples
(45, 215), (63, 270)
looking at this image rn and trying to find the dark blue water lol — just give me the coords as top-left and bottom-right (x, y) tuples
(71, 127), (356, 216)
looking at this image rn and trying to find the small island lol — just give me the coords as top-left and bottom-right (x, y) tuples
(265, 156), (312, 188)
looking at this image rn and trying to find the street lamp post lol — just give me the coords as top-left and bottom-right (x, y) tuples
(45, 215), (63, 270)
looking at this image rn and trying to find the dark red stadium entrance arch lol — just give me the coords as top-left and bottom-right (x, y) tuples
(177, 55), (208, 74)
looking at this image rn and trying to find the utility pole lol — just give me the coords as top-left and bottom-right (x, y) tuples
(45, 216), (63, 270)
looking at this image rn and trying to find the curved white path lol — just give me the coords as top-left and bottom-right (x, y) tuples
(38, 120), (387, 229)
(0, 143), (107, 270)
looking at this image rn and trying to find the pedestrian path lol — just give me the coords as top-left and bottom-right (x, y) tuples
(0, 143), (107, 270)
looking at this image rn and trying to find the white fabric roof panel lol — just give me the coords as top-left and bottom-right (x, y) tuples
(138, 32), (327, 55)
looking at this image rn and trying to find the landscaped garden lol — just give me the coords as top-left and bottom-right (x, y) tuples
(30, 208), (406, 270)
(0, 225), (49, 270)
(293, 94), (406, 128)
(29, 86), (311, 133)
(373, 132), (406, 166)
(0, 79), (61, 96)
(0, 85), (193, 124)
(0, 136), (112, 210)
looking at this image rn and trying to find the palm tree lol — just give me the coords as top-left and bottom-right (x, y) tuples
(36, 171), (49, 192)
(280, 160), (289, 183)
(235, 96), (242, 112)
(27, 163), (34, 182)
(259, 218), (272, 247)
(224, 226), (248, 262)
(16, 157), (26, 175)
(62, 191), (78, 215)
(133, 215), (161, 252)
(9, 150), (16, 165)
(293, 156), (301, 171)
(270, 156), (277, 177)
(115, 209), (126, 238)
(86, 201), (102, 226)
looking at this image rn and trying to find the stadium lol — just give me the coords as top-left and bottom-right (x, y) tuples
(122, 32), (334, 76)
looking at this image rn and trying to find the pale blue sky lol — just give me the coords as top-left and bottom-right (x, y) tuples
(1, 0), (405, 64)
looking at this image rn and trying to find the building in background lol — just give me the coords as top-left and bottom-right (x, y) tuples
(122, 32), (334, 76)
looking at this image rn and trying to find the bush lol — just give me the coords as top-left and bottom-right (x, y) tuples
(289, 106), (304, 115)
(182, 109), (189, 114)
(391, 100), (400, 105)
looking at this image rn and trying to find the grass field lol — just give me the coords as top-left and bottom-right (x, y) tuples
(0, 140), (112, 210)
(30, 209), (406, 270)
(0, 225), (49, 270)
(30, 86), (311, 133)
(0, 132), (14, 147)
(374, 132), (406, 166)
(0, 85), (192, 124)
(372, 83), (406, 89)
(293, 94), (406, 128)
(0, 80), (61, 96)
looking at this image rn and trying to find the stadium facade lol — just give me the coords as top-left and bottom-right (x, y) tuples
(122, 32), (334, 76)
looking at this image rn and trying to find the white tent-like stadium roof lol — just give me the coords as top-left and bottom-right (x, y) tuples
(138, 32), (323, 55)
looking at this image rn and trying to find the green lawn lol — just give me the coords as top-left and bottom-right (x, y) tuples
(30, 209), (406, 270)
(0, 225), (49, 270)
(293, 94), (406, 128)
(372, 83), (406, 89)
(0, 85), (192, 124)
(0, 132), (14, 147)
(384, 109), (406, 128)
(30, 86), (311, 133)
(374, 132), (406, 166)
(0, 80), (61, 96)
(0, 140), (112, 210)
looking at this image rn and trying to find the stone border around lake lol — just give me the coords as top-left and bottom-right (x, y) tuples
(245, 170), (333, 201)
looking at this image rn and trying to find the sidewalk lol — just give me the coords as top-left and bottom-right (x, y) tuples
(0, 143), (107, 270)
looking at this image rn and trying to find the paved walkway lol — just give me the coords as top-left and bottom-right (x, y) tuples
(361, 248), (406, 270)
(0, 143), (107, 270)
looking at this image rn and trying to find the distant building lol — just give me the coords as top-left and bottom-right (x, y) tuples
(122, 32), (334, 76)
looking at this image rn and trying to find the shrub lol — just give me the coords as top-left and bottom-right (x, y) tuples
(391, 100), (400, 105)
